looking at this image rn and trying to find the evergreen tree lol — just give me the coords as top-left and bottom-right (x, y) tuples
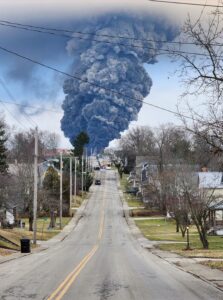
(42, 166), (60, 228)
(0, 120), (8, 174)
(72, 131), (89, 158)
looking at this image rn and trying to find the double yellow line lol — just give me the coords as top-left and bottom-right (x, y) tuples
(47, 189), (106, 300)
(47, 245), (98, 300)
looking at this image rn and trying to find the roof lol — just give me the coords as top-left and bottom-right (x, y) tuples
(209, 200), (223, 210)
(198, 172), (223, 189)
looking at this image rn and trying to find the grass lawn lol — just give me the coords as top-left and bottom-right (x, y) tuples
(19, 217), (71, 240)
(0, 247), (16, 256)
(201, 260), (223, 271)
(0, 217), (71, 252)
(120, 173), (223, 258)
(125, 195), (144, 207)
(0, 189), (91, 254)
(73, 193), (87, 208)
(135, 218), (223, 258)
(120, 174), (144, 207)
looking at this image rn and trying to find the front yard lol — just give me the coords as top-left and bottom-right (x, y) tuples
(0, 217), (71, 253)
(135, 218), (223, 259)
(119, 173), (223, 271)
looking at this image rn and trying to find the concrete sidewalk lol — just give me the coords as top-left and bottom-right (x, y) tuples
(0, 194), (90, 265)
(118, 179), (223, 292)
(151, 248), (223, 290)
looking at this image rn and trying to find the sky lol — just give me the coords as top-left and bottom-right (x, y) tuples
(0, 0), (220, 149)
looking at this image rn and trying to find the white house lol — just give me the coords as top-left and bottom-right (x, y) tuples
(198, 172), (223, 226)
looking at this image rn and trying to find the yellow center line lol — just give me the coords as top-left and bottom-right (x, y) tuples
(47, 245), (97, 300)
(55, 245), (99, 300)
(47, 186), (106, 300)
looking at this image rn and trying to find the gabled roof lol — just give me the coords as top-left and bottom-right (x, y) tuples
(198, 172), (223, 189)
(209, 200), (223, 210)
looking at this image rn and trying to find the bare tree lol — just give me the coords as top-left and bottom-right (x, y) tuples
(8, 129), (60, 230)
(119, 126), (156, 157)
(178, 168), (215, 249)
(175, 6), (223, 154)
(15, 163), (34, 231)
(116, 126), (156, 173)
(165, 169), (190, 237)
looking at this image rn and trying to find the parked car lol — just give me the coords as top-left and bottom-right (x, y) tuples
(95, 179), (101, 185)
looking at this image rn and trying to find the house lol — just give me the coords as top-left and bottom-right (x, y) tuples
(0, 207), (15, 227)
(43, 148), (71, 159)
(9, 160), (60, 187)
(133, 156), (159, 205)
(198, 172), (223, 226)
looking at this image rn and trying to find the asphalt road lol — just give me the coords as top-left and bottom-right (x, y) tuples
(0, 170), (222, 300)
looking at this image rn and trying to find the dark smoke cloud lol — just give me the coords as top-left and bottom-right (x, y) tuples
(61, 13), (177, 150)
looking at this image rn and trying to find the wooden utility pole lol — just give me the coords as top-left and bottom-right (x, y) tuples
(69, 156), (72, 216)
(33, 127), (38, 245)
(74, 157), (77, 206)
(81, 155), (84, 197)
(59, 152), (63, 229)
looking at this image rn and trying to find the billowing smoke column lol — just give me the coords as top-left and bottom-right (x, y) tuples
(61, 13), (177, 151)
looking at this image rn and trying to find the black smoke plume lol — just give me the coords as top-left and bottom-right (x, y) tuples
(61, 13), (177, 150)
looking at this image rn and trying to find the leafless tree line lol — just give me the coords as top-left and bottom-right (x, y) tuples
(0, 123), (61, 230)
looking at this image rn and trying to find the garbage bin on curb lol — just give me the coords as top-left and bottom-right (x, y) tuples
(20, 238), (31, 253)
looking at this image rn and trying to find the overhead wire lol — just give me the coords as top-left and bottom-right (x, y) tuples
(1, 19), (223, 47)
(0, 78), (37, 128)
(0, 44), (195, 123)
(0, 100), (62, 113)
(0, 46), (218, 134)
(0, 18), (220, 131)
(0, 100), (28, 130)
(0, 20), (222, 58)
(0, 19), (220, 47)
(147, 0), (223, 8)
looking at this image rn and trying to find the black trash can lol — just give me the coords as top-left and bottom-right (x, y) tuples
(20, 238), (30, 253)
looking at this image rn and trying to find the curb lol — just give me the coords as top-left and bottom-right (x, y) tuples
(0, 191), (92, 265)
(151, 249), (223, 292)
(117, 173), (155, 249)
(117, 173), (223, 293)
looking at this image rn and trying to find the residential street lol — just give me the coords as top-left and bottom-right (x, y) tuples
(0, 170), (222, 300)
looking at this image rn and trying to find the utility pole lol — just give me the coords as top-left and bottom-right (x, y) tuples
(81, 155), (84, 197)
(69, 156), (72, 216)
(33, 127), (38, 245)
(85, 149), (87, 191)
(59, 152), (63, 230)
(74, 157), (77, 206)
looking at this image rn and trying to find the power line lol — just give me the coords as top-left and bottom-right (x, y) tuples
(0, 19), (219, 47)
(0, 99), (62, 113)
(0, 78), (37, 128)
(147, 0), (223, 7)
(0, 44), (193, 122)
(3, 18), (223, 47)
(0, 20), (221, 58)
(0, 101), (28, 130)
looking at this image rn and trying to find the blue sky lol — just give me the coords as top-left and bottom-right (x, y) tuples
(0, 1), (217, 148)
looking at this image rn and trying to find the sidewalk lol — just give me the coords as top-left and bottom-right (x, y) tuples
(0, 195), (90, 265)
(151, 248), (223, 290)
(118, 179), (223, 292)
